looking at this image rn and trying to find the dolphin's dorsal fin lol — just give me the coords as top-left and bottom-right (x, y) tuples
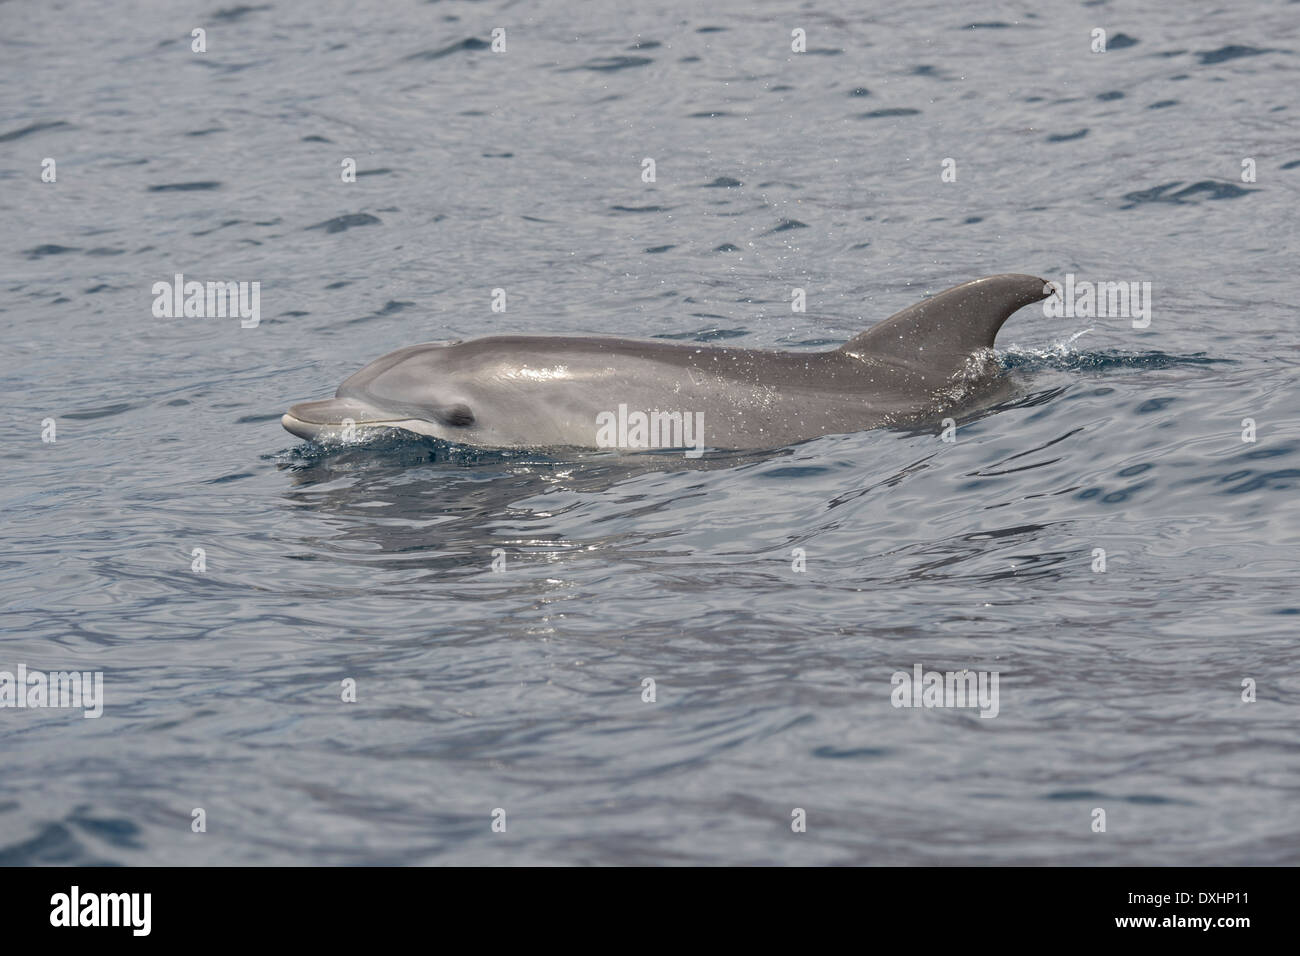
(840, 274), (1049, 373)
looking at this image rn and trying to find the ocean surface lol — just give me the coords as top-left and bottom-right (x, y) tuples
(2, 0), (1299, 865)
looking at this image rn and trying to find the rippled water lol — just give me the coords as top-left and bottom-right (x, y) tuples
(3, 0), (1299, 865)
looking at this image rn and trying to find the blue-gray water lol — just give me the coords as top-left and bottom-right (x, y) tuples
(2, 0), (1299, 865)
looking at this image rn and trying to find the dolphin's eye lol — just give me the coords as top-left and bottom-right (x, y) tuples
(436, 403), (475, 427)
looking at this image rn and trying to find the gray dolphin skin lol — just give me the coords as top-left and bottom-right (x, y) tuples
(282, 274), (1051, 452)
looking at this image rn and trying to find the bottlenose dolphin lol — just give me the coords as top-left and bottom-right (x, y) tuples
(282, 274), (1050, 452)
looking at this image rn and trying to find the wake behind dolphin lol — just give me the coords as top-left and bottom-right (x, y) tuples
(282, 274), (1051, 452)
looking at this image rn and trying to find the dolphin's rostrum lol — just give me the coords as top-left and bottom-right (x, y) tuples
(282, 274), (1051, 451)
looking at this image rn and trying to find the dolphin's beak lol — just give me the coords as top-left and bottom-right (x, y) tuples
(281, 397), (393, 441)
(281, 412), (324, 441)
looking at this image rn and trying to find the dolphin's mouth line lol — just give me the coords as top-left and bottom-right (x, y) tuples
(284, 411), (395, 426)
(280, 399), (443, 441)
(281, 414), (443, 443)
(283, 412), (406, 427)
(284, 396), (409, 425)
